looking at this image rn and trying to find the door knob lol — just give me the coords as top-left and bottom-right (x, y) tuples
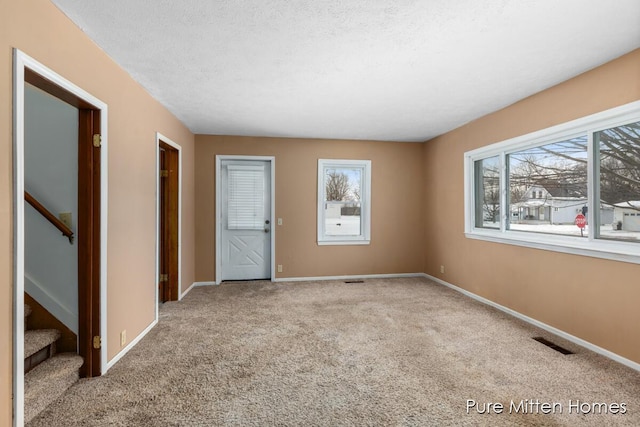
(264, 228), (270, 233)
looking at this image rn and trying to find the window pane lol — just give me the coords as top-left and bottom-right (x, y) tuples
(597, 120), (640, 242)
(507, 136), (589, 237)
(324, 167), (361, 236)
(474, 156), (500, 229)
(227, 165), (264, 230)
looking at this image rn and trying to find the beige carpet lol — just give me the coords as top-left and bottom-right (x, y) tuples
(28, 277), (640, 426)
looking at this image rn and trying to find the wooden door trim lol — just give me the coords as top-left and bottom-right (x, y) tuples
(25, 69), (98, 110)
(78, 109), (102, 377)
(159, 141), (179, 301)
(159, 147), (167, 303)
(214, 155), (276, 284)
(156, 134), (182, 308)
(13, 50), (108, 425)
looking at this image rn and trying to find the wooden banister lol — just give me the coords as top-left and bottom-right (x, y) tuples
(24, 191), (74, 244)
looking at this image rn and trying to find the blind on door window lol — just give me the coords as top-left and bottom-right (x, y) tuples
(227, 165), (265, 230)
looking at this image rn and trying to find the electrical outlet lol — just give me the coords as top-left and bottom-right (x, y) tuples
(440, 265), (445, 274)
(277, 264), (283, 273)
(120, 330), (126, 347)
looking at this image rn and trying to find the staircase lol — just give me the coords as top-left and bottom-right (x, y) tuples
(24, 303), (83, 423)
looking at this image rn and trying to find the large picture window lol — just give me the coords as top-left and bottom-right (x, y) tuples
(507, 135), (588, 237)
(596, 121), (640, 241)
(465, 101), (640, 264)
(318, 159), (371, 245)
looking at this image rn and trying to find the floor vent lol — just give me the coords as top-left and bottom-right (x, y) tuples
(532, 337), (574, 355)
(344, 280), (365, 284)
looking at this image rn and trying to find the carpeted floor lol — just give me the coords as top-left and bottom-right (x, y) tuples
(27, 277), (640, 426)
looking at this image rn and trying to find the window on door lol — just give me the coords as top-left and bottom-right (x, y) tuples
(227, 164), (265, 230)
(317, 159), (371, 245)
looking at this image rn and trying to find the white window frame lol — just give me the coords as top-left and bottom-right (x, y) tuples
(464, 100), (640, 265)
(317, 159), (371, 245)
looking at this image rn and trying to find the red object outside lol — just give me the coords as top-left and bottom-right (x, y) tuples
(575, 213), (587, 229)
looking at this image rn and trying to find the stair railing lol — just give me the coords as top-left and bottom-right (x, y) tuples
(24, 191), (74, 244)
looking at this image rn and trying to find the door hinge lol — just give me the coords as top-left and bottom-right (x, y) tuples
(160, 170), (169, 178)
(93, 335), (101, 349)
(160, 273), (168, 282)
(92, 134), (102, 148)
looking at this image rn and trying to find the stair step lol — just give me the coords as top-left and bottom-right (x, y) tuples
(24, 329), (60, 360)
(24, 353), (83, 424)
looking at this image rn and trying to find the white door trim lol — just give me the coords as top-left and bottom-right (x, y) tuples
(12, 49), (109, 426)
(215, 155), (275, 284)
(155, 132), (183, 316)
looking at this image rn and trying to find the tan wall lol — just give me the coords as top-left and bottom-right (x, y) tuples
(1, 2), (13, 422)
(1, 1), (196, 424)
(1, 2), (637, 424)
(423, 49), (640, 364)
(195, 136), (424, 281)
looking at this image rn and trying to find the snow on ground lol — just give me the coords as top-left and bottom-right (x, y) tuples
(326, 216), (360, 236)
(483, 222), (640, 241)
(327, 216), (640, 242)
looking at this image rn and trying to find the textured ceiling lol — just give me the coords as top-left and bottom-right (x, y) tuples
(50, 0), (640, 142)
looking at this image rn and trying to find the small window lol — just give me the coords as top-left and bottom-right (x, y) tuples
(318, 159), (371, 245)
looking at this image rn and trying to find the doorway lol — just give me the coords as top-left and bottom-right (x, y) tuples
(216, 156), (275, 283)
(13, 49), (108, 425)
(157, 136), (181, 303)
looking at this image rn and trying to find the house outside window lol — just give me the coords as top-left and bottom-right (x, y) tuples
(317, 159), (371, 245)
(465, 101), (640, 264)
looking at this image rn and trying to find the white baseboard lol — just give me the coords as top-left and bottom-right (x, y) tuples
(109, 281), (215, 369)
(181, 282), (218, 299)
(106, 318), (157, 371)
(24, 272), (78, 334)
(180, 282), (196, 300)
(193, 281), (217, 287)
(105, 272), (640, 375)
(422, 273), (640, 373)
(273, 272), (425, 283)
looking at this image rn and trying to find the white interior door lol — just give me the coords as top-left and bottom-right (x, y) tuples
(221, 160), (271, 280)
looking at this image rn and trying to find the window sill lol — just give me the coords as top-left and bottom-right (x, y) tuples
(465, 229), (640, 265)
(318, 239), (371, 246)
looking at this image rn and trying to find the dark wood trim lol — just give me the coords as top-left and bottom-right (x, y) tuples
(25, 68), (97, 110)
(159, 141), (180, 301)
(159, 147), (167, 303)
(24, 346), (54, 374)
(24, 293), (77, 354)
(24, 191), (74, 243)
(26, 67), (103, 378)
(78, 108), (102, 377)
(91, 112), (102, 376)
(167, 145), (179, 301)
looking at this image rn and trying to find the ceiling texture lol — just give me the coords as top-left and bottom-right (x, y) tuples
(50, 0), (640, 142)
